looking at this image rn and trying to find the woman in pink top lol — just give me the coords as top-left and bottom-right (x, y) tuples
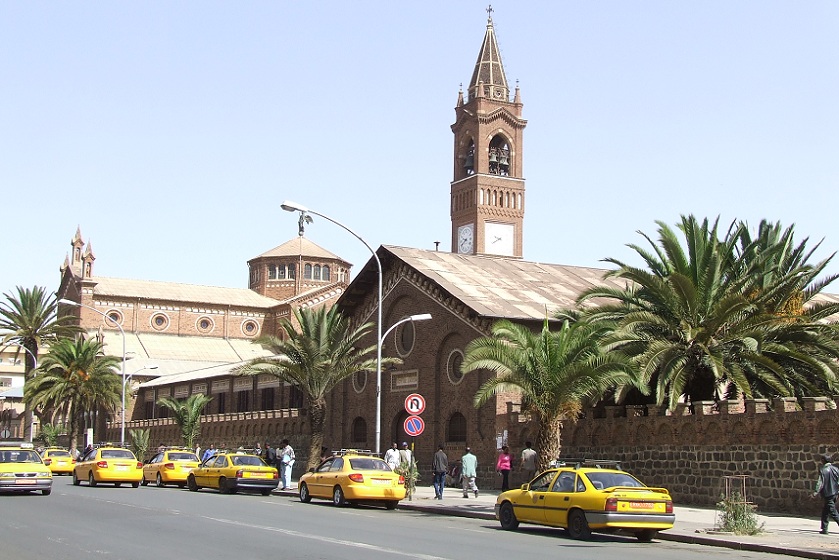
(496, 445), (513, 492)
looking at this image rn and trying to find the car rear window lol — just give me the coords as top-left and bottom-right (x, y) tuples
(231, 455), (265, 467)
(169, 453), (198, 461)
(48, 450), (72, 457)
(101, 450), (135, 459)
(585, 472), (644, 489)
(348, 458), (391, 471)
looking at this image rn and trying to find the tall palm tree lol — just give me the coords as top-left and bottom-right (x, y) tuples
(0, 286), (81, 440)
(156, 394), (213, 450)
(25, 336), (122, 453)
(462, 317), (641, 470)
(235, 305), (381, 470)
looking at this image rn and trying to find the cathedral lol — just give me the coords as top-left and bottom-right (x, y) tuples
(54, 12), (624, 482)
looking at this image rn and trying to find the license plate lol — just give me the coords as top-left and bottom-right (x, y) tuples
(629, 501), (655, 509)
(244, 472), (269, 479)
(115, 466), (128, 471)
(15, 479), (36, 485)
(371, 479), (391, 486)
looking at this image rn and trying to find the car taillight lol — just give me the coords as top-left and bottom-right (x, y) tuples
(348, 473), (364, 483)
(43, 458), (52, 465)
(605, 497), (618, 512)
(398, 475), (405, 485)
(272, 471), (279, 479)
(136, 462), (143, 469)
(96, 461), (108, 469)
(164, 462), (175, 470)
(665, 500), (673, 514)
(236, 469), (244, 478)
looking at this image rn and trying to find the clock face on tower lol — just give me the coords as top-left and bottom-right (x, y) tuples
(484, 222), (515, 256)
(457, 224), (474, 254)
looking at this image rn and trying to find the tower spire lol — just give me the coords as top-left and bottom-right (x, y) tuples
(468, 5), (508, 102)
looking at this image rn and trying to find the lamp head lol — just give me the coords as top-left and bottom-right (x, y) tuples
(410, 313), (432, 322)
(281, 200), (307, 213)
(57, 298), (79, 306)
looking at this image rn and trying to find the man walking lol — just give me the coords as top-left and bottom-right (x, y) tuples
(521, 441), (537, 483)
(384, 442), (400, 471)
(278, 439), (295, 490)
(813, 454), (839, 534)
(432, 444), (448, 500)
(461, 446), (478, 498)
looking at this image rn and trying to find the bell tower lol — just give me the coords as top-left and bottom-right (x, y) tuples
(451, 7), (527, 258)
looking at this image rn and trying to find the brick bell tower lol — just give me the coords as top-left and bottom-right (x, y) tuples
(450, 7), (527, 258)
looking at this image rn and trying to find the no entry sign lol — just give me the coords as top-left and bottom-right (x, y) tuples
(404, 415), (425, 437)
(404, 393), (426, 415)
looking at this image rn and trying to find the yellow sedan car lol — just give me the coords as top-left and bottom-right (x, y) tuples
(0, 442), (52, 496)
(495, 459), (674, 542)
(73, 446), (144, 488)
(40, 448), (75, 475)
(142, 448), (200, 488)
(186, 452), (278, 495)
(298, 450), (406, 509)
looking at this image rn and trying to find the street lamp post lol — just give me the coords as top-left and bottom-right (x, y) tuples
(123, 364), (157, 435)
(57, 299), (128, 446)
(280, 200), (389, 454)
(2, 341), (39, 441)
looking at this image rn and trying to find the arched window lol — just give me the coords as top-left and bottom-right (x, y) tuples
(313, 265), (321, 280)
(463, 140), (475, 176)
(322, 265), (331, 281)
(488, 136), (510, 176)
(304, 264), (313, 279)
(277, 265), (286, 279)
(288, 264), (296, 279)
(447, 413), (467, 442)
(351, 417), (367, 443)
(268, 265), (276, 280)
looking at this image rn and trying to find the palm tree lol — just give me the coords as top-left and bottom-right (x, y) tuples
(235, 305), (382, 470)
(579, 215), (839, 409)
(0, 286), (81, 440)
(156, 394), (213, 450)
(129, 428), (151, 463)
(25, 336), (122, 453)
(462, 317), (641, 470)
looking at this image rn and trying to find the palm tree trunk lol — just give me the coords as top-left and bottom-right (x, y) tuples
(307, 397), (326, 470)
(535, 415), (563, 472)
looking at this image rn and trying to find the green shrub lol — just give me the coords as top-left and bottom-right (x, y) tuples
(716, 492), (764, 535)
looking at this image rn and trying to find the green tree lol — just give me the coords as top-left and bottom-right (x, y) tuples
(236, 305), (385, 470)
(129, 428), (151, 463)
(37, 422), (66, 447)
(462, 317), (641, 470)
(24, 336), (122, 453)
(0, 286), (81, 440)
(156, 394), (213, 450)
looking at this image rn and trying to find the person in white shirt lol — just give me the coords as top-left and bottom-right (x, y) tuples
(384, 442), (400, 470)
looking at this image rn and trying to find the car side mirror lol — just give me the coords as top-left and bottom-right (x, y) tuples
(520, 484), (528, 491)
(308, 468), (315, 473)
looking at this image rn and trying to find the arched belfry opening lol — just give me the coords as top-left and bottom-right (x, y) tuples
(463, 140), (475, 176)
(488, 135), (510, 176)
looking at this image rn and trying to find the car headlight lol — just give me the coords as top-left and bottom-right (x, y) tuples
(37, 472), (51, 477)
(0, 473), (15, 478)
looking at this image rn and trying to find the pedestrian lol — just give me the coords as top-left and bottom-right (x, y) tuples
(201, 443), (217, 463)
(194, 444), (201, 459)
(813, 454), (839, 534)
(432, 443), (448, 500)
(157, 442), (166, 454)
(496, 445), (512, 492)
(461, 446), (478, 498)
(265, 442), (276, 467)
(399, 442), (413, 467)
(254, 442), (262, 457)
(278, 439), (295, 490)
(384, 442), (400, 470)
(521, 441), (537, 483)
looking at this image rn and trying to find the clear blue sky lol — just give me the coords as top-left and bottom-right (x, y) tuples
(2, 1), (838, 297)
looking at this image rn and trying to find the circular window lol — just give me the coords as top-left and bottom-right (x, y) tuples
(447, 350), (465, 385)
(395, 319), (416, 357)
(241, 320), (259, 337)
(196, 316), (214, 334)
(352, 370), (367, 393)
(151, 313), (170, 331)
(104, 310), (124, 327)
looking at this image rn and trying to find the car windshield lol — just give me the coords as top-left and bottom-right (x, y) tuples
(169, 453), (198, 461)
(348, 458), (391, 471)
(0, 450), (41, 463)
(231, 455), (265, 467)
(585, 472), (644, 489)
(101, 450), (135, 459)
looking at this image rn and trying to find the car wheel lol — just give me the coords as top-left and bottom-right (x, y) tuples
(141, 476), (149, 486)
(261, 488), (272, 496)
(156, 473), (164, 488)
(636, 529), (657, 542)
(299, 483), (311, 503)
(42, 488), (52, 496)
(567, 509), (592, 540)
(131, 481), (140, 488)
(332, 485), (346, 506)
(187, 475), (199, 492)
(72, 472), (80, 486)
(385, 500), (398, 510)
(218, 477), (229, 494)
(177, 483), (186, 489)
(499, 502), (519, 530)
(88, 472), (97, 487)
(115, 482), (121, 487)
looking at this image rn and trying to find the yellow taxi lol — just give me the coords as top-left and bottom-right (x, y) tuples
(186, 451), (278, 495)
(495, 459), (674, 542)
(0, 442), (52, 496)
(142, 448), (200, 488)
(298, 449), (406, 509)
(73, 445), (143, 488)
(40, 447), (75, 475)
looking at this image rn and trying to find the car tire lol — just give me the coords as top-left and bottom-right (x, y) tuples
(261, 488), (272, 496)
(636, 529), (657, 542)
(567, 509), (592, 540)
(156, 473), (164, 488)
(187, 475), (199, 492)
(177, 483), (186, 489)
(218, 477), (229, 494)
(115, 482), (121, 487)
(499, 502), (519, 530)
(88, 472), (97, 487)
(131, 481), (140, 488)
(332, 486), (346, 507)
(141, 477), (149, 486)
(42, 488), (52, 496)
(72, 472), (80, 486)
(385, 500), (398, 510)
(299, 483), (311, 503)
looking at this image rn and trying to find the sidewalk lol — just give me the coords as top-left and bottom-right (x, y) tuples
(278, 484), (839, 559)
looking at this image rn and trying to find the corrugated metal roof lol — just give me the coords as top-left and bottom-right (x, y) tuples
(89, 277), (281, 308)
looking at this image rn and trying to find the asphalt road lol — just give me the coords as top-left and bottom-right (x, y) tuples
(2, 479), (785, 560)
